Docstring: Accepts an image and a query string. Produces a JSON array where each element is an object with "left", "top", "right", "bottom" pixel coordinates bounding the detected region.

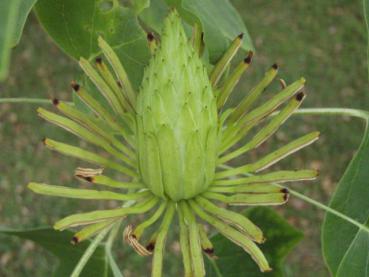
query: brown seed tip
[
  {"left": 237, "top": 33, "right": 244, "bottom": 39},
  {"left": 272, "top": 63, "right": 278, "bottom": 70},
  {"left": 95, "top": 57, "right": 102, "bottom": 64},
  {"left": 244, "top": 51, "right": 254, "bottom": 64},
  {"left": 283, "top": 189, "right": 290, "bottom": 201},
  {"left": 204, "top": 248, "right": 215, "bottom": 255},
  {"left": 76, "top": 175, "right": 94, "bottom": 182},
  {"left": 52, "top": 98, "right": 59, "bottom": 106},
  {"left": 147, "top": 32, "right": 155, "bottom": 42},
  {"left": 295, "top": 91, "right": 305, "bottom": 101},
  {"left": 41, "top": 138, "right": 47, "bottom": 145},
  {"left": 70, "top": 81, "right": 80, "bottom": 92},
  {"left": 281, "top": 188, "right": 289, "bottom": 194},
  {"left": 146, "top": 242, "right": 155, "bottom": 252},
  {"left": 71, "top": 236, "right": 79, "bottom": 245},
  {"left": 117, "top": 80, "right": 122, "bottom": 88}
]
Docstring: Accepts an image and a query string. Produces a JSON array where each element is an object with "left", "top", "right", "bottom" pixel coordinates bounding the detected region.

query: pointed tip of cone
[
  {"left": 165, "top": 8, "right": 180, "bottom": 25},
  {"left": 168, "top": 8, "right": 179, "bottom": 16}
]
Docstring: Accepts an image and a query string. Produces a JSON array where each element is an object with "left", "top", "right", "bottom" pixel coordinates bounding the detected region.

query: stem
[
  {"left": 106, "top": 221, "right": 121, "bottom": 249},
  {"left": 71, "top": 225, "right": 111, "bottom": 277},
  {"left": 105, "top": 221, "right": 123, "bottom": 277},
  {"left": 0, "top": 98, "right": 52, "bottom": 104},
  {"left": 286, "top": 188, "right": 369, "bottom": 233},
  {"left": 294, "top": 107, "right": 369, "bottom": 121},
  {"left": 103, "top": 201, "right": 135, "bottom": 277}
]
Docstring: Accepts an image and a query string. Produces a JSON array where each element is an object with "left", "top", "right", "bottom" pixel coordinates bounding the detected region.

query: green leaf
[
  {"left": 0, "top": 0, "right": 39, "bottom": 81},
  {"left": 206, "top": 207, "right": 303, "bottom": 277},
  {"left": 0, "top": 0, "right": 21, "bottom": 81},
  {"left": 140, "top": 0, "right": 253, "bottom": 63},
  {"left": 11, "top": 0, "right": 38, "bottom": 46},
  {"left": 336, "top": 229, "right": 369, "bottom": 276},
  {"left": 34, "top": 0, "right": 150, "bottom": 88},
  {"left": 322, "top": 119, "right": 369, "bottom": 275},
  {"left": 0, "top": 227, "right": 116, "bottom": 277},
  {"left": 165, "top": 0, "right": 254, "bottom": 62},
  {"left": 132, "top": 0, "right": 150, "bottom": 15},
  {"left": 139, "top": 0, "right": 169, "bottom": 32}
]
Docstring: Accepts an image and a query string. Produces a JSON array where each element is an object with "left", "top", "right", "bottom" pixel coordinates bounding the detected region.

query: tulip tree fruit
[{"left": 29, "top": 10, "right": 318, "bottom": 277}]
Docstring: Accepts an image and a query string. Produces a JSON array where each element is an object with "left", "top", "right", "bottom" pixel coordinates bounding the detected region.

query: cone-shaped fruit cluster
[{"left": 137, "top": 13, "right": 218, "bottom": 201}]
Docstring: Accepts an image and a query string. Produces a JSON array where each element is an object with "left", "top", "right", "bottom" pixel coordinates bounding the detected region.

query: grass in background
[{"left": 0, "top": 0, "right": 367, "bottom": 276}]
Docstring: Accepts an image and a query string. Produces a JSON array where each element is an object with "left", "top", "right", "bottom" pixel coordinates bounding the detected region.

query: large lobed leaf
[
  {"left": 206, "top": 207, "right": 303, "bottom": 277},
  {"left": 0, "top": 227, "right": 116, "bottom": 277},
  {"left": 34, "top": 0, "right": 150, "bottom": 89},
  {"left": 322, "top": 119, "right": 369, "bottom": 276}
]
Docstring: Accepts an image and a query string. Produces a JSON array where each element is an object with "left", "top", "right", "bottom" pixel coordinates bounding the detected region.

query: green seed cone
[
  {"left": 28, "top": 8, "right": 320, "bottom": 276},
  {"left": 136, "top": 12, "right": 218, "bottom": 201}
]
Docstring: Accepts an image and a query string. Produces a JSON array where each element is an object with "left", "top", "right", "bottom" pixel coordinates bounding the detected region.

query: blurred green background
[{"left": 0, "top": 0, "right": 368, "bottom": 276}]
